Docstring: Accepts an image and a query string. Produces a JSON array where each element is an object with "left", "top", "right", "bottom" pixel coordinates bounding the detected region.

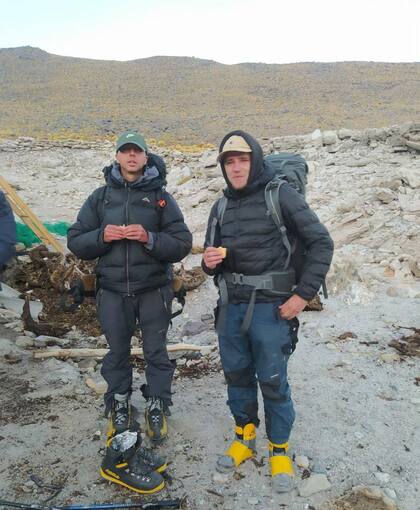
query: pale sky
[{"left": 1, "top": 0, "right": 419, "bottom": 64}]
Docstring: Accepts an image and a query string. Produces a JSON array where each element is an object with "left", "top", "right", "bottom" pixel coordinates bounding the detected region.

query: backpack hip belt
[
  {"left": 222, "top": 270, "right": 295, "bottom": 291},
  {"left": 216, "top": 269, "right": 296, "bottom": 334}
]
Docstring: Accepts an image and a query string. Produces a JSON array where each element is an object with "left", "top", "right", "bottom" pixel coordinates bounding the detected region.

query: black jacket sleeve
[
  {"left": 201, "top": 201, "right": 222, "bottom": 276},
  {"left": 0, "top": 191, "right": 16, "bottom": 267},
  {"left": 67, "top": 188, "right": 112, "bottom": 260},
  {"left": 145, "top": 192, "right": 192, "bottom": 263},
  {"left": 280, "top": 184, "right": 334, "bottom": 300}
]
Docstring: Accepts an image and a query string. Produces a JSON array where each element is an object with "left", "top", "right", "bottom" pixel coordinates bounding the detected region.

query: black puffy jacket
[
  {"left": 67, "top": 154, "right": 192, "bottom": 294},
  {"left": 203, "top": 130, "right": 334, "bottom": 302}
]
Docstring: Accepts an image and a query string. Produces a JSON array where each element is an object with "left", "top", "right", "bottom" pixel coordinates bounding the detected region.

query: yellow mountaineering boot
[
  {"left": 105, "top": 430, "right": 168, "bottom": 474},
  {"left": 269, "top": 441, "right": 295, "bottom": 493},
  {"left": 216, "top": 423, "right": 256, "bottom": 472},
  {"left": 100, "top": 431, "right": 165, "bottom": 494}
]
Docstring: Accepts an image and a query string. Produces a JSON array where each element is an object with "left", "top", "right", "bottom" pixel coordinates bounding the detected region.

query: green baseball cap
[{"left": 116, "top": 131, "right": 148, "bottom": 152}]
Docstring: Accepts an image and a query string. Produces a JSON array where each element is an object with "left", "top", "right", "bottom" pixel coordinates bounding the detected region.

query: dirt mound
[
  {"left": 12, "top": 246, "right": 100, "bottom": 336},
  {"left": 389, "top": 327, "right": 420, "bottom": 357}
]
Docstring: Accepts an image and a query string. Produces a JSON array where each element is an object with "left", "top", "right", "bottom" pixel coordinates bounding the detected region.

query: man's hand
[
  {"left": 203, "top": 247, "right": 224, "bottom": 269},
  {"left": 279, "top": 294, "right": 308, "bottom": 320},
  {"left": 103, "top": 224, "right": 126, "bottom": 243},
  {"left": 123, "top": 224, "right": 149, "bottom": 243}
]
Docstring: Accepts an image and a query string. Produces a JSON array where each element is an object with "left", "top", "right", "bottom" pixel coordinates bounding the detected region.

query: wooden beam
[
  {"left": 33, "top": 343, "right": 215, "bottom": 359},
  {"left": 0, "top": 175, "right": 65, "bottom": 253}
]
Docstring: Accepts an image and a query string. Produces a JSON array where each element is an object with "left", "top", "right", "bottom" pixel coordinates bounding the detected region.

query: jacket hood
[
  {"left": 102, "top": 152, "right": 167, "bottom": 191},
  {"left": 219, "top": 130, "right": 274, "bottom": 198}
]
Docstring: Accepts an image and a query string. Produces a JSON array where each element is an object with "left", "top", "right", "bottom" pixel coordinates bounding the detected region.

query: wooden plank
[
  {"left": 0, "top": 175, "right": 65, "bottom": 253},
  {"left": 33, "top": 343, "right": 215, "bottom": 359}
]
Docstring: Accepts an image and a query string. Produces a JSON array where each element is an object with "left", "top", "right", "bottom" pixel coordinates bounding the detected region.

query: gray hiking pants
[{"left": 97, "top": 285, "right": 174, "bottom": 410}]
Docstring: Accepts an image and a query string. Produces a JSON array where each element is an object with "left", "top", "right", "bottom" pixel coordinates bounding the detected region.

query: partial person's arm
[
  {"left": 201, "top": 201, "right": 224, "bottom": 276},
  {"left": 0, "top": 191, "right": 16, "bottom": 267},
  {"left": 144, "top": 193, "right": 192, "bottom": 262},
  {"left": 67, "top": 189, "right": 112, "bottom": 260}
]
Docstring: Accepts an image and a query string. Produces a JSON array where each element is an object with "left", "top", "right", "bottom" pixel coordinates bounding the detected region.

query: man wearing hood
[
  {"left": 202, "top": 131, "right": 333, "bottom": 492},
  {"left": 68, "top": 131, "right": 192, "bottom": 453}
]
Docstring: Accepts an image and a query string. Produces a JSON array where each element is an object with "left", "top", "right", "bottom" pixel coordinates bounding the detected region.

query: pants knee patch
[
  {"left": 260, "top": 376, "right": 287, "bottom": 401},
  {"left": 224, "top": 364, "right": 255, "bottom": 387}
]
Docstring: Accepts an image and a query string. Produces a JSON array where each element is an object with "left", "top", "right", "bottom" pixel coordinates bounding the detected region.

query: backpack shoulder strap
[
  {"left": 209, "top": 196, "right": 227, "bottom": 246},
  {"left": 98, "top": 185, "right": 110, "bottom": 221},
  {"left": 265, "top": 177, "right": 292, "bottom": 269}
]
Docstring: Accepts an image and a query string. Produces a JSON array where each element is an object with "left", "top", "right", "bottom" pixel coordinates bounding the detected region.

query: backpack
[{"left": 211, "top": 152, "right": 328, "bottom": 298}]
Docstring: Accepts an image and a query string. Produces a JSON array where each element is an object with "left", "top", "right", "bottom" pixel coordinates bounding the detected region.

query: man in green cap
[{"left": 68, "top": 131, "right": 192, "bottom": 492}]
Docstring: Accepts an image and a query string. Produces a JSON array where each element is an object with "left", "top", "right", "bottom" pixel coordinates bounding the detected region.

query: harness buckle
[{"left": 232, "top": 273, "right": 245, "bottom": 284}]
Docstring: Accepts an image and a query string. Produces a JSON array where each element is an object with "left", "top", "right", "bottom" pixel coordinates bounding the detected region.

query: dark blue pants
[{"left": 218, "top": 301, "right": 296, "bottom": 444}]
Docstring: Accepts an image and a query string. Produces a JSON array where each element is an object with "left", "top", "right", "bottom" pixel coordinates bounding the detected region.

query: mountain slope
[{"left": 0, "top": 46, "right": 419, "bottom": 142}]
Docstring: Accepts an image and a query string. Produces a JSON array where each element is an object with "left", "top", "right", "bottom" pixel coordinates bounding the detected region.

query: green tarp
[{"left": 16, "top": 222, "right": 69, "bottom": 247}]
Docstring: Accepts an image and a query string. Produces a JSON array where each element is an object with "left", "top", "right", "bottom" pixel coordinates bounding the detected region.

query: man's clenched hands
[
  {"left": 123, "top": 224, "right": 149, "bottom": 243},
  {"left": 103, "top": 224, "right": 149, "bottom": 244},
  {"left": 203, "top": 247, "right": 224, "bottom": 269},
  {"left": 103, "top": 225, "right": 126, "bottom": 242},
  {"left": 279, "top": 294, "right": 308, "bottom": 320}
]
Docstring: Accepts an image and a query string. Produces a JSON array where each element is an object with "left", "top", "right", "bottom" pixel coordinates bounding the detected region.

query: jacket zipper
[{"left": 125, "top": 184, "right": 130, "bottom": 295}]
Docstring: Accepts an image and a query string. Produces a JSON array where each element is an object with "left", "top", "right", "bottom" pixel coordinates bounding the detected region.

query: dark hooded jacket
[
  {"left": 67, "top": 153, "right": 192, "bottom": 294},
  {"left": 203, "top": 130, "right": 334, "bottom": 302},
  {"left": 0, "top": 190, "right": 16, "bottom": 268}
]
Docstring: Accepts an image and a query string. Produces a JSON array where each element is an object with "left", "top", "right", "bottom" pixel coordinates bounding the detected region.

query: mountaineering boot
[
  {"left": 105, "top": 430, "right": 168, "bottom": 473},
  {"left": 216, "top": 423, "right": 256, "bottom": 472},
  {"left": 107, "top": 392, "right": 132, "bottom": 439},
  {"left": 136, "top": 445, "right": 168, "bottom": 473},
  {"left": 132, "top": 431, "right": 168, "bottom": 473},
  {"left": 145, "top": 397, "right": 168, "bottom": 442},
  {"left": 269, "top": 441, "right": 295, "bottom": 493},
  {"left": 100, "top": 431, "right": 165, "bottom": 494}
]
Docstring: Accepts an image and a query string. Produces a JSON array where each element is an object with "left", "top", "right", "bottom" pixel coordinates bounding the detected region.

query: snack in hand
[{"left": 218, "top": 247, "right": 227, "bottom": 259}]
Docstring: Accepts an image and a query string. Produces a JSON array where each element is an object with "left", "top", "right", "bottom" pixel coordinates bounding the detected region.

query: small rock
[
  {"left": 212, "top": 470, "right": 232, "bottom": 484},
  {"left": 374, "top": 472, "right": 391, "bottom": 485},
  {"left": 376, "top": 189, "right": 395, "bottom": 204},
  {"left": 78, "top": 358, "right": 98, "bottom": 370},
  {"left": 181, "top": 320, "right": 208, "bottom": 337},
  {"left": 380, "top": 353, "right": 401, "bottom": 363},
  {"left": 383, "top": 488, "right": 397, "bottom": 499},
  {"left": 311, "top": 462, "right": 328, "bottom": 474},
  {"left": 0, "top": 309, "right": 20, "bottom": 324},
  {"left": 298, "top": 473, "right": 331, "bottom": 497},
  {"left": 34, "top": 335, "right": 67, "bottom": 348},
  {"left": 295, "top": 455, "right": 310, "bottom": 469},
  {"left": 247, "top": 497, "right": 259, "bottom": 505},
  {"left": 15, "top": 336, "right": 34, "bottom": 348},
  {"left": 323, "top": 130, "right": 338, "bottom": 145},
  {"left": 85, "top": 374, "right": 107, "bottom": 395},
  {"left": 201, "top": 313, "right": 214, "bottom": 324}
]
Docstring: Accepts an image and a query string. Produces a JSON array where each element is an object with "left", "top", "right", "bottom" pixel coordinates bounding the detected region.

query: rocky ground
[{"left": 0, "top": 124, "right": 419, "bottom": 510}]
